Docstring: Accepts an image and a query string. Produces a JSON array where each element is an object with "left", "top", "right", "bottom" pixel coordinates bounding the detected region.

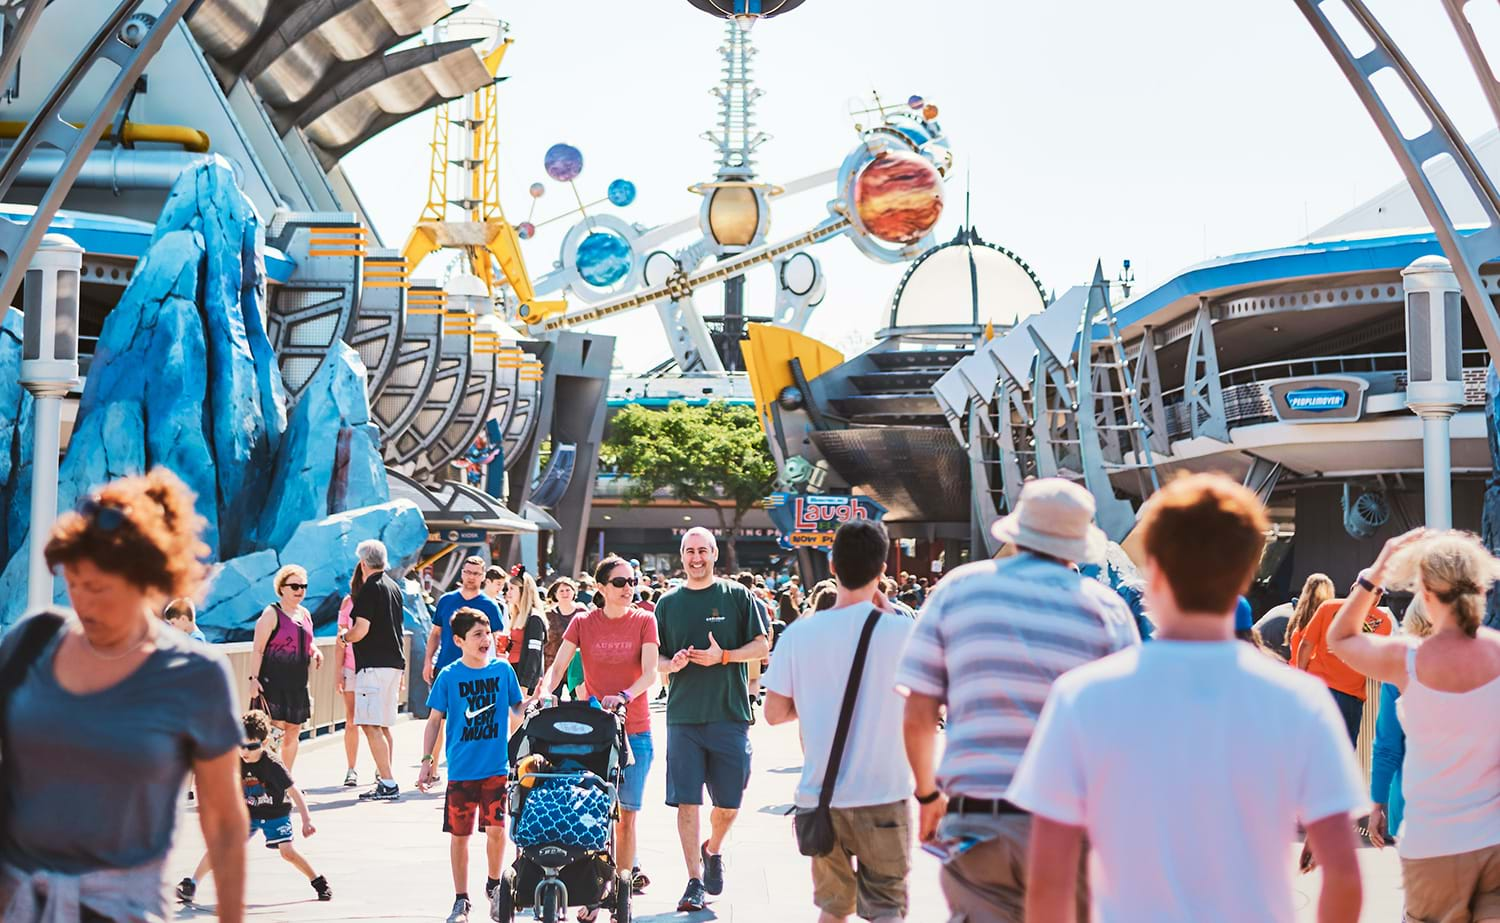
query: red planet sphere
[{"left": 853, "top": 150, "right": 943, "bottom": 245}]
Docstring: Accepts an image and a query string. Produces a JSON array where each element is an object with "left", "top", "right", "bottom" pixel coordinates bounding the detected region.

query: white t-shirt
[
  {"left": 1007, "top": 640, "right": 1363, "bottom": 923},
  {"left": 762, "top": 603, "right": 916, "bottom": 809}
]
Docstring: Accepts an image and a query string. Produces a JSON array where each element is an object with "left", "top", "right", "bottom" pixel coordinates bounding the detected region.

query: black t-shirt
[
  {"left": 241, "top": 753, "right": 294, "bottom": 820},
  {"left": 352, "top": 571, "right": 406, "bottom": 670}
]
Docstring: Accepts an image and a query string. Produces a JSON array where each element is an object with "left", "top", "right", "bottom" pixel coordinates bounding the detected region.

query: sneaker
[
  {"left": 446, "top": 896, "right": 471, "bottom": 923},
  {"left": 676, "top": 878, "right": 707, "bottom": 912},
  {"left": 631, "top": 867, "right": 649, "bottom": 894},
  {"left": 175, "top": 878, "right": 196, "bottom": 903},
  {"left": 311, "top": 875, "right": 332, "bottom": 901},
  {"left": 342, "top": 768, "right": 357, "bottom": 787},
  {"left": 700, "top": 842, "right": 724, "bottom": 895},
  {"left": 358, "top": 781, "right": 400, "bottom": 801}
]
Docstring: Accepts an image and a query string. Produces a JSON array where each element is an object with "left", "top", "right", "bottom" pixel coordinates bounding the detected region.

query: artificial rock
[
  {"left": 0, "top": 310, "right": 34, "bottom": 563},
  {"left": 253, "top": 341, "right": 387, "bottom": 550}
]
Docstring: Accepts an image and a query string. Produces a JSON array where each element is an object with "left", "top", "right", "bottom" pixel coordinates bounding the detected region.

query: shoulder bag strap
[
  {"left": 0, "top": 611, "right": 67, "bottom": 761},
  {"left": 816, "top": 608, "right": 883, "bottom": 812}
]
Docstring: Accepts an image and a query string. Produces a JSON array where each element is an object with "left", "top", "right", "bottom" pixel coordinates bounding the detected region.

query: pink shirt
[
  {"left": 337, "top": 596, "right": 356, "bottom": 672},
  {"left": 562, "top": 607, "right": 660, "bottom": 735}
]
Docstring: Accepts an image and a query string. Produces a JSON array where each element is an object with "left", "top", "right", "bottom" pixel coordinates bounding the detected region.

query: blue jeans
[{"left": 619, "top": 731, "right": 654, "bottom": 812}]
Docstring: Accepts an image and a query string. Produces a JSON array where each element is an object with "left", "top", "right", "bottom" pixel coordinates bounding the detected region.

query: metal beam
[
  {"left": 1293, "top": 0, "right": 1500, "bottom": 363},
  {"left": 0, "top": 0, "right": 194, "bottom": 311},
  {"left": 1182, "top": 299, "right": 1230, "bottom": 442}
]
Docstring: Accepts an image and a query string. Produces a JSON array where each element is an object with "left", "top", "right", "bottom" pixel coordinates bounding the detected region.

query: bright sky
[{"left": 342, "top": 0, "right": 1491, "bottom": 371}]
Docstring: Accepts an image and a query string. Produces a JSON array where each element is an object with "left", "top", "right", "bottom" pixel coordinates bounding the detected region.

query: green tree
[{"left": 602, "top": 400, "right": 777, "bottom": 572}]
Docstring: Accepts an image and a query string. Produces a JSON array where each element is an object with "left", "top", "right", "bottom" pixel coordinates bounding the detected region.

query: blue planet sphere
[
  {"left": 607, "top": 178, "right": 637, "bottom": 207},
  {"left": 544, "top": 143, "right": 583, "bottom": 182},
  {"left": 576, "top": 231, "right": 632, "bottom": 288}
]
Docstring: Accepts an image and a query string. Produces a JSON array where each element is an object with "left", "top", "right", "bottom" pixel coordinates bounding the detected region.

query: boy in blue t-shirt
[{"left": 419, "top": 607, "right": 524, "bottom": 923}]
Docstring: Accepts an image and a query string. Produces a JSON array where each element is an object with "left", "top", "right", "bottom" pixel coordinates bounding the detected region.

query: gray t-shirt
[{"left": 1, "top": 613, "right": 241, "bottom": 874}]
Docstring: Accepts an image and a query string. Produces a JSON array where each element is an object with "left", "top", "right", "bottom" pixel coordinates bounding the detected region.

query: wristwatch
[
  {"left": 620, "top": 690, "right": 633, "bottom": 703},
  {"left": 915, "top": 790, "right": 942, "bottom": 805}
]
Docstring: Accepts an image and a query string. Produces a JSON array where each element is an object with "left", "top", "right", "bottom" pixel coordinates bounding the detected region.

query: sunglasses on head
[
  {"left": 240, "top": 741, "right": 263, "bottom": 751},
  {"left": 606, "top": 576, "right": 638, "bottom": 589},
  {"left": 283, "top": 583, "right": 307, "bottom": 592},
  {"left": 78, "top": 496, "right": 129, "bottom": 532}
]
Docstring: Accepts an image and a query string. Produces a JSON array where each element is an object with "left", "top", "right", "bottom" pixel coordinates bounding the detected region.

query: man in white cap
[{"left": 895, "top": 478, "right": 1140, "bottom": 922}]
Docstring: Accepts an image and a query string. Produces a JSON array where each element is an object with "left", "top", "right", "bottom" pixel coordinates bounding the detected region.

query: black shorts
[{"left": 665, "top": 722, "right": 752, "bottom": 809}]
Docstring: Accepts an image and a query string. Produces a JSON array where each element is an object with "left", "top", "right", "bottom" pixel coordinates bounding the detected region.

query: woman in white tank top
[{"left": 1326, "top": 528, "right": 1500, "bottom": 923}]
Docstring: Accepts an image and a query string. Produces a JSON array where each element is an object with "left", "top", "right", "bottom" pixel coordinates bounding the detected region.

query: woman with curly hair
[
  {"left": 1327, "top": 528, "right": 1500, "bottom": 923},
  {"left": 0, "top": 469, "right": 246, "bottom": 922}
]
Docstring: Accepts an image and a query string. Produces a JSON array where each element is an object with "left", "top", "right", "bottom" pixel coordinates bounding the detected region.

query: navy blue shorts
[{"left": 665, "top": 722, "right": 752, "bottom": 809}]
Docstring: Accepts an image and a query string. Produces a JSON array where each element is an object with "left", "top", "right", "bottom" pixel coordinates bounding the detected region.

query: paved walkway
[{"left": 166, "top": 704, "right": 1406, "bottom": 921}]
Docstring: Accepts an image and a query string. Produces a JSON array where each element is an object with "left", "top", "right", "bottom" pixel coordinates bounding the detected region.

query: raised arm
[{"left": 1327, "top": 529, "right": 1426, "bottom": 687}]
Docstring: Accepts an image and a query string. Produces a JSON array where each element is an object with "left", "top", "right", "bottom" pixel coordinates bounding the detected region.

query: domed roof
[{"left": 889, "top": 228, "right": 1046, "bottom": 330}]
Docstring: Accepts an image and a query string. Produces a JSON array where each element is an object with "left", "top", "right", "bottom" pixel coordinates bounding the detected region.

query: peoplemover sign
[
  {"left": 1284, "top": 387, "right": 1348, "bottom": 412},
  {"left": 1266, "top": 376, "right": 1368, "bottom": 423}
]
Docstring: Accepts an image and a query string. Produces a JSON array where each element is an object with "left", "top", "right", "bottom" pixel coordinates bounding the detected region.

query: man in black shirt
[{"left": 342, "top": 539, "right": 408, "bottom": 801}]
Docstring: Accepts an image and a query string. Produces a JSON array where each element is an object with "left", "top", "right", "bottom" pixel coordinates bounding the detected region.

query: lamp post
[
  {"left": 1402, "top": 255, "right": 1465, "bottom": 529},
  {"left": 19, "top": 233, "right": 82, "bottom": 609}
]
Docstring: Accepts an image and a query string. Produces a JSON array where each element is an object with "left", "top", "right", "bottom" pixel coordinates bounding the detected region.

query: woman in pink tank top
[
  {"left": 1327, "top": 528, "right": 1500, "bottom": 923},
  {"left": 248, "top": 564, "right": 323, "bottom": 769}
]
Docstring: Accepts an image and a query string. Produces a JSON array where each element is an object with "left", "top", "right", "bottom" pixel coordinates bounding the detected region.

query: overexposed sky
[{"left": 342, "top": 1, "right": 1489, "bottom": 370}]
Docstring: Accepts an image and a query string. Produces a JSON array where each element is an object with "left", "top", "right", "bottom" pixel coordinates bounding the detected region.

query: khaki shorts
[
  {"left": 1402, "top": 842, "right": 1500, "bottom": 922},
  {"left": 937, "top": 812, "right": 1088, "bottom": 923},
  {"left": 353, "top": 667, "right": 402, "bottom": 727},
  {"left": 810, "top": 800, "right": 911, "bottom": 920}
]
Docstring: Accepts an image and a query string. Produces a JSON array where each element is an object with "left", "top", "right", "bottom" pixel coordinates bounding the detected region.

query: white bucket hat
[{"left": 990, "top": 478, "right": 1108, "bottom": 564}]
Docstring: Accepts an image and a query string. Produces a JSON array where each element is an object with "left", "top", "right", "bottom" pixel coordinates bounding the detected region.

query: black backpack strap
[
  {"left": 816, "top": 607, "right": 882, "bottom": 812},
  {"left": 0, "top": 611, "right": 67, "bottom": 773}
]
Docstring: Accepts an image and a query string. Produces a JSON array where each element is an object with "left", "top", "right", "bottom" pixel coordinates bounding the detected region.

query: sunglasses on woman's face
[
  {"left": 240, "top": 741, "right": 263, "bottom": 751},
  {"left": 605, "top": 576, "right": 638, "bottom": 589},
  {"left": 283, "top": 583, "right": 307, "bottom": 592}
]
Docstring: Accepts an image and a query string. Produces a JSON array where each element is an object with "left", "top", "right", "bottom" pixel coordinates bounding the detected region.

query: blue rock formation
[
  {"left": 0, "top": 310, "right": 34, "bottom": 563},
  {"left": 253, "top": 342, "right": 388, "bottom": 550},
  {"left": 198, "top": 500, "right": 427, "bottom": 641},
  {"left": 401, "top": 576, "right": 435, "bottom": 715}
]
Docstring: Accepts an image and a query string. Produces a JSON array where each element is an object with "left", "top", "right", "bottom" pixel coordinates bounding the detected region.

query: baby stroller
[{"left": 492, "top": 700, "right": 632, "bottom": 923}]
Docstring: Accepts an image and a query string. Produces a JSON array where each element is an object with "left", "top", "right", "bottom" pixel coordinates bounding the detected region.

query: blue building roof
[
  {"left": 1104, "top": 229, "right": 1453, "bottom": 336},
  {"left": 1, "top": 206, "right": 297, "bottom": 282}
]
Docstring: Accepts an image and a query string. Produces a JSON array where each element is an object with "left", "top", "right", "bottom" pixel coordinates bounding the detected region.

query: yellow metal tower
[{"left": 401, "top": 38, "right": 566, "bottom": 322}]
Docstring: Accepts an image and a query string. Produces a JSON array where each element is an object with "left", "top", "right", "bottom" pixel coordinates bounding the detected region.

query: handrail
[
  {"left": 1159, "top": 348, "right": 1491, "bottom": 403},
  {"left": 0, "top": 119, "right": 211, "bottom": 153}
]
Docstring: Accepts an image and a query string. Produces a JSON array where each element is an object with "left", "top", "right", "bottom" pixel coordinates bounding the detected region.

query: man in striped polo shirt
[{"left": 896, "top": 479, "right": 1139, "bottom": 922}]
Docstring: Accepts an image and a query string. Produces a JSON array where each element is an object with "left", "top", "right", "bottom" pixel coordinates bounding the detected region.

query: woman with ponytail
[{"left": 1327, "top": 528, "right": 1500, "bottom": 923}]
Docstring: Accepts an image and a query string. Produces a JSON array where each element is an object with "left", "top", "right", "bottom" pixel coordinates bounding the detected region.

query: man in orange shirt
[{"left": 1291, "top": 595, "right": 1392, "bottom": 745}]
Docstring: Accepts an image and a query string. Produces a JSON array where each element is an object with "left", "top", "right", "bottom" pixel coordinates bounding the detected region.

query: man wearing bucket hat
[{"left": 896, "top": 478, "right": 1140, "bottom": 922}]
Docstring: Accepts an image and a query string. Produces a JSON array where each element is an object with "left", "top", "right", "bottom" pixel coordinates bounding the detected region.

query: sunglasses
[
  {"left": 240, "top": 741, "right": 263, "bottom": 751},
  {"left": 78, "top": 496, "right": 129, "bottom": 532},
  {"left": 605, "top": 576, "right": 639, "bottom": 589},
  {"left": 283, "top": 583, "right": 308, "bottom": 592}
]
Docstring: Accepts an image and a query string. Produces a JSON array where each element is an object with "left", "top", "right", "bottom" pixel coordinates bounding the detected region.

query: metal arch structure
[
  {"left": 1181, "top": 298, "right": 1230, "bottom": 442},
  {"left": 885, "top": 226, "right": 1047, "bottom": 329},
  {"left": 1293, "top": 0, "right": 1500, "bottom": 364},
  {"left": 0, "top": 0, "right": 194, "bottom": 312},
  {"left": 385, "top": 302, "right": 474, "bottom": 468},
  {"left": 351, "top": 250, "right": 409, "bottom": 401},
  {"left": 413, "top": 346, "right": 498, "bottom": 480},
  {"left": 0, "top": 0, "right": 49, "bottom": 96},
  {"left": 264, "top": 216, "right": 365, "bottom": 402},
  {"left": 372, "top": 284, "right": 444, "bottom": 448}
]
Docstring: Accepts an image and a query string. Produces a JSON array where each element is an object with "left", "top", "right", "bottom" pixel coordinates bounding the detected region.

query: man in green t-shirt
[{"left": 655, "top": 527, "right": 769, "bottom": 913}]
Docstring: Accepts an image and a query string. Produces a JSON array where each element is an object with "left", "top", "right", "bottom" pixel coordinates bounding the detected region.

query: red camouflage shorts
[{"left": 443, "top": 774, "right": 508, "bottom": 835}]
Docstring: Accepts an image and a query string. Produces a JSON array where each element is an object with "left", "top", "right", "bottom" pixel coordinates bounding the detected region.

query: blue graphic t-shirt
[
  {"left": 433, "top": 591, "right": 505, "bottom": 670},
  {"left": 427, "top": 659, "right": 523, "bottom": 782}
]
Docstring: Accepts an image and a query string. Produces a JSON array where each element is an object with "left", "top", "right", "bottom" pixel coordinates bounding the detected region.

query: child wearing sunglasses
[{"left": 177, "top": 710, "right": 331, "bottom": 905}]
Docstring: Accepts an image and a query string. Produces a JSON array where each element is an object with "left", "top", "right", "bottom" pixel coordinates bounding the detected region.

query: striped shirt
[{"left": 894, "top": 553, "right": 1140, "bottom": 798}]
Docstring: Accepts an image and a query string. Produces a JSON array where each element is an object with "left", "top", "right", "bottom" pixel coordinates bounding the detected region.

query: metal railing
[{"left": 218, "top": 633, "right": 413, "bottom": 739}]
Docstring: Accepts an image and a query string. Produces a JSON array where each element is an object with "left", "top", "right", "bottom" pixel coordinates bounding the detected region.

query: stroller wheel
[
  {"left": 489, "top": 870, "right": 515, "bottom": 922},
  {"left": 614, "top": 873, "right": 632, "bottom": 923},
  {"left": 540, "top": 886, "right": 561, "bottom": 923}
]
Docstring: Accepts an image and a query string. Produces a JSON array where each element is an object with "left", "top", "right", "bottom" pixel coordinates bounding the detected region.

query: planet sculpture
[
  {"left": 923, "top": 103, "right": 939, "bottom": 120},
  {"left": 516, "top": 221, "right": 536, "bottom": 240},
  {"left": 607, "top": 178, "right": 637, "bottom": 207},
  {"left": 529, "top": 182, "right": 546, "bottom": 198},
  {"left": 852, "top": 150, "right": 943, "bottom": 245},
  {"left": 907, "top": 95, "right": 923, "bottom": 109},
  {"left": 544, "top": 143, "right": 583, "bottom": 182},
  {"left": 575, "top": 230, "right": 632, "bottom": 287}
]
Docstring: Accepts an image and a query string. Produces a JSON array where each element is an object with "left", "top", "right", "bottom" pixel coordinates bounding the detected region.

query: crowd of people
[{"left": 1, "top": 465, "right": 1499, "bottom": 922}]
